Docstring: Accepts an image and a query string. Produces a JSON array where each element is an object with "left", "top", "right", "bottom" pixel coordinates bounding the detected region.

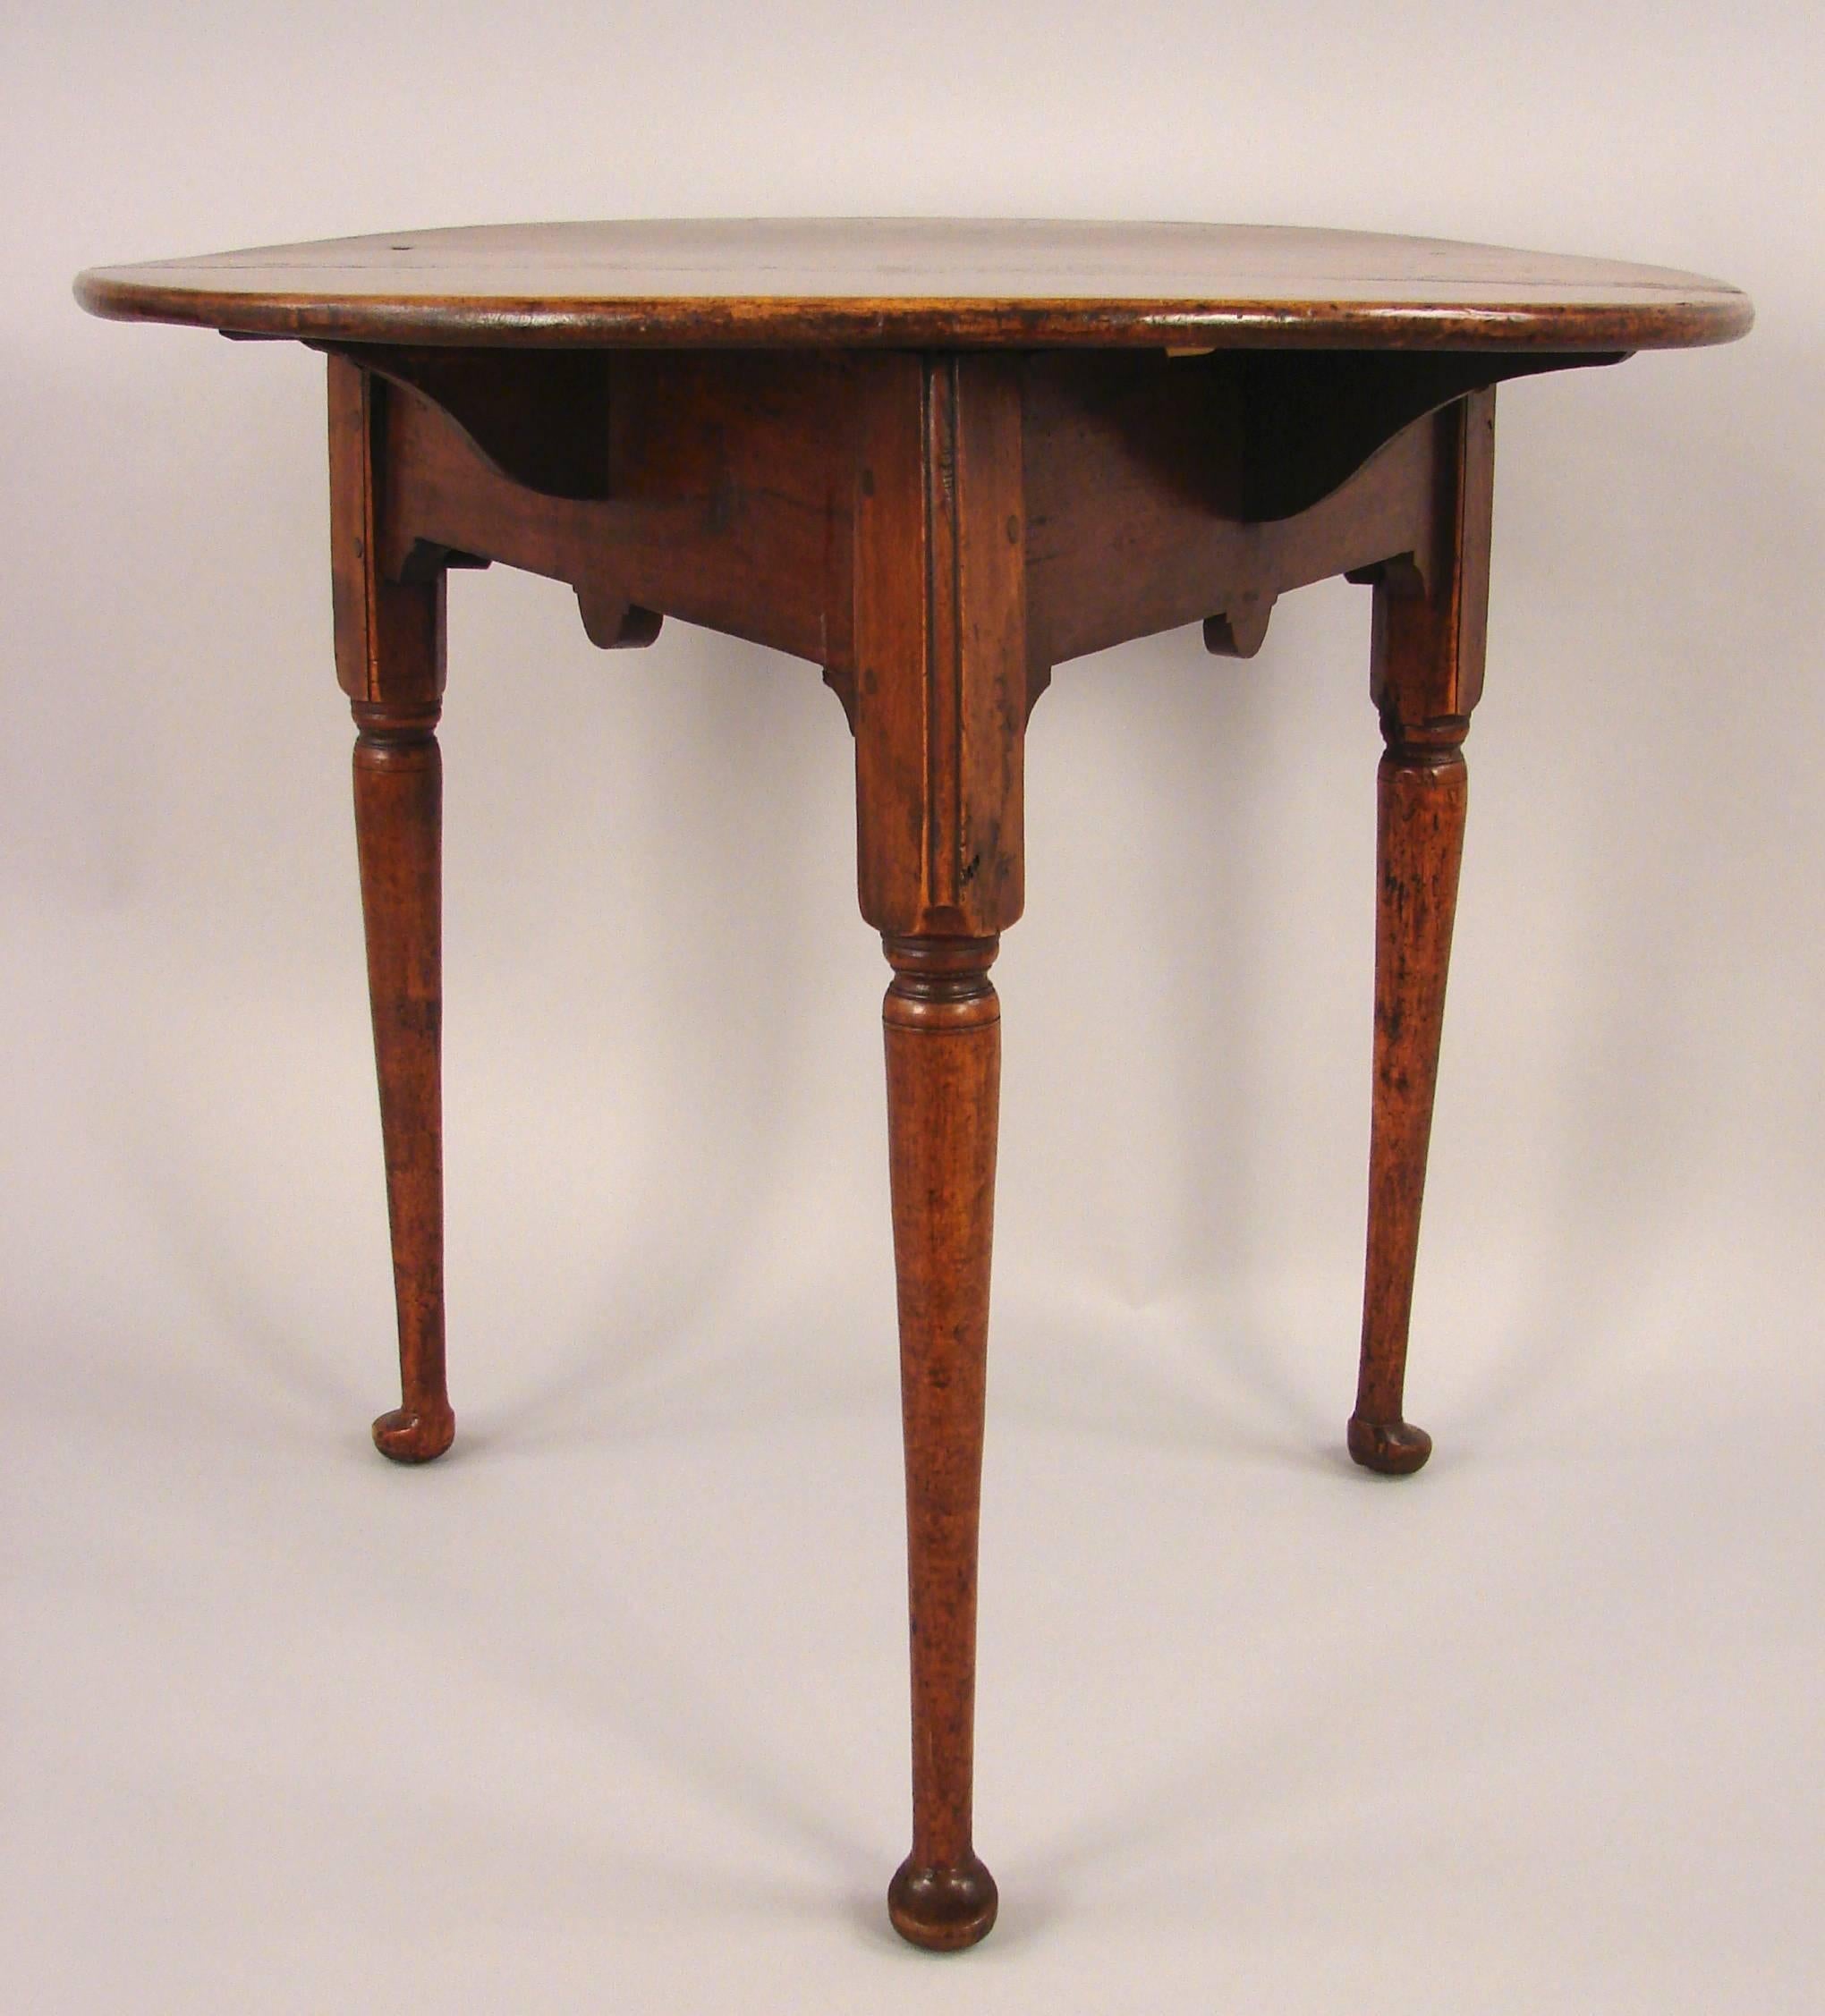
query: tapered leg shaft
[
  {"left": 882, "top": 934, "right": 1001, "bottom": 1952},
  {"left": 1350, "top": 723, "right": 1467, "bottom": 1474},
  {"left": 352, "top": 700, "right": 453, "bottom": 1463}
]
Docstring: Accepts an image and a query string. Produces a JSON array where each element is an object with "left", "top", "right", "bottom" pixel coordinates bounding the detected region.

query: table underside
[{"left": 329, "top": 338, "right": 1577, "bottom": 949}]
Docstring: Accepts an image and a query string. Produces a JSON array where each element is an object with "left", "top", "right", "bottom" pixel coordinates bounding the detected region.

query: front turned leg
[
  {"left": 850, "top": 353, "right": 1025, "bottom": 1942},
  {"left": 883, "top": 935, "right": 1002, "bottom": 1952},
  {"left": 1350, "top": 718, "right": 1467, "bottom": 1475},
  {"left": 352, "top": 699, "right": 453, "bottom": 1463}
]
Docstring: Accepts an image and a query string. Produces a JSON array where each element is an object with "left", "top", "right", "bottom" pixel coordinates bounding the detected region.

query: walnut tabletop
[
  {"left": 73, "top": 217, "right": 1751, "bottom": 1955},
  {"left": 74, "top": 216, "right": 1750, "bottom": 350}
]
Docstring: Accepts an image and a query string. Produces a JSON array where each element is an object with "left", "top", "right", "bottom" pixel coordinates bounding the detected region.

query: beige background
[{"left": 4, "top": 4, "right": 1821, "bottom": 2010}]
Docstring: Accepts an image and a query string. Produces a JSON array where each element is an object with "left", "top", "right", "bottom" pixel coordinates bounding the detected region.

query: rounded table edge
[{"left": 72, "top": 269, "right": 1756, "bottom": 352}]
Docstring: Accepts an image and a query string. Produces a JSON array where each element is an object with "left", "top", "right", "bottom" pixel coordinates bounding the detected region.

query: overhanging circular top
[{"left": 75, "top": 218, "right": 1753, "bottom": 352}]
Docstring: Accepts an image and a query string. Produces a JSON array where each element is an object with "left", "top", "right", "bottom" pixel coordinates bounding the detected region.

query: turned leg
[
  {"left": 848, "top": 353, "right": 1024, "bottom": 1944},
  {"left": 352, "top": 699, "right": 453, "bottom": 1462},
  {"left": 1349, "top": 718, "right": 1466, "bottom": 1474},
  {"left": 328, "top": 354, "right": 454, "bottom": 1462},
  {"left": 883, "top": 935, "right": 1001, "bottom": 1952},
  {"left": 1348, "top": 390, "right": 1494, "bottom": 1475}
]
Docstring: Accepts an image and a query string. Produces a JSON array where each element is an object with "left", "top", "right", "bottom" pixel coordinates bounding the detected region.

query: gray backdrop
[{"left": 4, "top": 4, "right": 1820, "bottom": 2010}]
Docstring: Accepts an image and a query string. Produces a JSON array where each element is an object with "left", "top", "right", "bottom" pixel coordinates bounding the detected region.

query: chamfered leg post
[
  {"left": 1348, "top": 389, "right": 1495, "bottom": 1476},
  {"left": 328, "top": 354, "right": 454, "bottom": 1463},
  {"left": 850, "top": 353, "right": 1027, "bottom": 1947}
]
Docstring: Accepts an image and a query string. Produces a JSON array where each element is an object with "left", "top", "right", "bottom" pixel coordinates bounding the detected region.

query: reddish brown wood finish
[
  {"left": 325, "top": 344, "right": 1571, "bottom": 1913},
  {"left": 352, "top": 343, "right": 1536, "bottom": 723},
  {"left": 75, "top": 229, "right": 1751, "bottom": 1950},
  {"left": 882, "top": 935, "right": 1002, "bottom": 1951},
  {"left": 853, "top": 355, "right": 1027, "bottom": 938},
  {"left": 73, "top": 218, "right": 1753, "bottom": 352},
  {"left": 1348, "top": 391, "right": 1495, "bottom": 1475},
  {"left": 330, "top": 357, "right": 454, "bottom": 1462},
  {"left": 352, "top": 708, "right": 452, "bottom": 1464},
  {"left": 1353, "top": 734, "right": 1465, "bottom": 1475},
  {"left": 1022, "top": 350, "right": 1459, "bottom": 702},
  {"left": 318, "top": 347, "right": 1581, "bottom": 1906},
  {"left": 849, "top": 357, "right": 1028, "bottom": 1945}
]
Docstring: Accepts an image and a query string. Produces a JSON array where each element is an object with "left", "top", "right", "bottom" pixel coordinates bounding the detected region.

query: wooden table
[{"left": 75, "top": 219, "right": 1752, "bottom": 1951}]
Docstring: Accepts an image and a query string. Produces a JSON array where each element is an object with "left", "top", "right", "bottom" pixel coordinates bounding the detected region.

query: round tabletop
[{"left": 74, "top": 218, "right": 1752, "bottom": 353}]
